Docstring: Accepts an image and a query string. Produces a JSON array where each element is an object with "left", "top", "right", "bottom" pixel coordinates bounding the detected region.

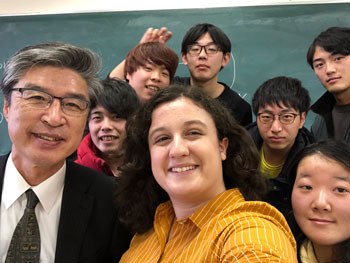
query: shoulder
[
  {"left": 220, "top": 200, "right": 297, "bottom": 262},
  {"left": 218, "top": 83, "right": 250, "bottom": 108},
  {"left": 66, "top": 160, "right": 116, "bottom": 192},
  {"left": 311, "top": 114, "right": 329, "bottom": 140}
]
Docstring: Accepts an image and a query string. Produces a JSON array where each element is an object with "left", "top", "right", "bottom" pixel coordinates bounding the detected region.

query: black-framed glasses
[
  {"left": 12, "top": 88, "right": 90, "bottom": 116},
  {"left": 257, "top": 112, "right": 299, "bottom": 125},
  {"left": 187, "top": 43, "right": 221, "bottom": 56}
]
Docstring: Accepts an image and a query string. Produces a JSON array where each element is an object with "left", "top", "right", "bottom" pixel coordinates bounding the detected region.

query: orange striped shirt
[{"left": 120, "top": 188, "right": 297, "bottom": 263}]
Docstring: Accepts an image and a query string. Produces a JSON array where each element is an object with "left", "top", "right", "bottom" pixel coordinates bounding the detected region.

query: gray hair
[{"left": 1, "top": 42, "right": 102, "bottom": 105}]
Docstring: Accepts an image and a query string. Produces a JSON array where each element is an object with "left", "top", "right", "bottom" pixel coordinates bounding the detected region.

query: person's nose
[
  {"left": 41, "top": 99, "right": 66, "bottom": 127},
  {"left": 311, "top": 189, "right": 331, "bottom": 212},
  {"left": 325, "top": 61, "right": 336, "bottom": 75},
  {"left": 101, "top": 118, "right": 113, "bottom": 132},
  {"left": 150, "top": 70, "right": 161, "bottom": 82},
  {"left": 169, "top": 135, "right": 189, "bottom": 158},
  {"left": 270, "top": 117, "right": 282, "bottom": 133}
]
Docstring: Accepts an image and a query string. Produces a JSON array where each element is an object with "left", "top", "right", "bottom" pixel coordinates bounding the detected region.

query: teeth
[
  {"left": 147, "top": 86, "right": 159, "bottom": 91},
  {"left": 38, "top": 134, "right": 60, "bottom": 141},
  {"left": 100, "top": 136, "right": 117, "bottom": 141},
  {"left": 171, "top": 166, "right": 195, "bottom": 172}
]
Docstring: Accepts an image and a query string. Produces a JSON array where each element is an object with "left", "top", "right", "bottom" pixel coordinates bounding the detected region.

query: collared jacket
[
  {"left": 75, "top": 133, "right": 114, "bottom": 177},
  {"left": 247, "top": 122, "right": 315, "bottom": 216},
  {"left": 311, "top": 91, "right": 350, "bottom": 145}
]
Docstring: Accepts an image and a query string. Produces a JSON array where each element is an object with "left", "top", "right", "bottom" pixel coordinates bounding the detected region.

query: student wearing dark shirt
[
  {"left": 110, "top": 25, "right": 252, "bottom": 126},
  {"left": 307, "top": 27, "right": 350, "bottom": 145}
]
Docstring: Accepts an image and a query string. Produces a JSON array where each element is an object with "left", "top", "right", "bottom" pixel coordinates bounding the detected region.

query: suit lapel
[
  {"left": 55, "top": 161, "right": 94, "bottom": 263},
  {"left": 0, "top": 154, "right": 10, "bottom": 205}
]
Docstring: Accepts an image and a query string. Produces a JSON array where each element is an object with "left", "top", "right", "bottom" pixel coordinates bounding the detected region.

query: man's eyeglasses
[
  {"left": 257, "top": 112, "right": 299, "bottom": 125},
  {"left": 11, "top": 88, "right": 90, "bottom": 116},
  {"left": 187, "top": 44, "right": 221, "bottom": 56}
]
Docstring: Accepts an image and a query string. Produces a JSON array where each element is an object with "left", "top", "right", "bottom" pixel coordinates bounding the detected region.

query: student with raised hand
[
  {"left": 0, "top": 42, "right": 130, "bottom": 262},
  {"left": 109, "top": 28, "right": 178, "bottom": 103},
  {"left": 286, "top": 140, "right": 350, "bottom": 263},
  {"left": 75, "top": 78, "right": 140, "bottom": 176},
  {"left": 247, "top": 76, "right": 314, "bottom": 215},
  {"left": 116, "top": 85, "right": 297, "bottom": 262},
  {"left": 307, "top": 27, "right": 350, "bottom": 145},
  {"left": 110, "top": 25, "right": 252, "bottom": 126}
]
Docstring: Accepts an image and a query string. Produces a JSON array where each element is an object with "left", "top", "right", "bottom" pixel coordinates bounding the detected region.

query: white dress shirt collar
[{"left": 2, "top": 153, "right": 66, "bottom": 212}]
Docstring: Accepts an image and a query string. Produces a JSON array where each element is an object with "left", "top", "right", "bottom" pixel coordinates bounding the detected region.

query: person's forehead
[
  {"left": 16, "top": 65, "right": 90, "bottom": 98},
  {"left": 259, "top": 103, "right": 296, "bottom": 112}
]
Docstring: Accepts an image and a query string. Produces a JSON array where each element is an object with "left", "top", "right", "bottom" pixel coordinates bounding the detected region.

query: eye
[
  {"left": 91, "top": 115, "right": 101, "bottom": 121},
  {"left": 162, "top": 71, "right": 169, "bottom": 78},
  {"left": 299, "top": 185, "right": 312, "bottom": 190},
  {"left": 112, "top": 115, "right": 122, "bottom": 121},
  {"left": 314, "top": 62, "right": 324, "bottom": 69},
  {"left": 334, "top": 56, "right": 345, "bottom": 62},
  {"left": 334, "top": 187, "right": 349, "bottom": 193},
  {"left": 281, "top": 114, "right": 294, "bottom": 120},
  {"left": 154, "top": 136, "right": 170, "bottom": 144},
  {"left": 190, "top": 46, "right": 200, "bottom": 52},
  {"left": 143, "top": 66, "right": 152, "bottom": 72}
]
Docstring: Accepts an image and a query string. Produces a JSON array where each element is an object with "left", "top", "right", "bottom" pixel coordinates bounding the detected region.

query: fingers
[{"left": 139, "top": 27, "right": 172, "bottom": 44}]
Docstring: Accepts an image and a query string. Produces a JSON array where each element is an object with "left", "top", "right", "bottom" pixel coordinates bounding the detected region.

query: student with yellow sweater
[{"left": 116, "top": 85, "right": 297, "bottom": 262}]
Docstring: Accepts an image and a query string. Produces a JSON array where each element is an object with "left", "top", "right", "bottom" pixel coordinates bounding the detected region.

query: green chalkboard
[{"left": 1, "top": 3, "right": 350, "bottom": 154}]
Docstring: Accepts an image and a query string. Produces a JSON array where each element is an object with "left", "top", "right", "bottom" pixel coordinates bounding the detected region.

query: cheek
[{"left": 291, "top": 191, "right": 307, "bottom": 218}]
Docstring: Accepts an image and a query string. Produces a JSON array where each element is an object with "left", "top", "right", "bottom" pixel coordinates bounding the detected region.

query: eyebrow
[
  {"left": 259, "top": 108, "right": 296, "bottom": 114},
  {"left": 334, "top": 176, "right": 350, "bottom": 182},
  {"left": 149, "top": 119, "right": 207, "bottom": 138},
  {"left": 22, "top": 83, "right": 89, "bottom": 101},
  {"left": 312, "top": 58, "right": 324, "bottom": 64},
  {"left": 296, "top": 173, "right": 350, "bottom": 183}
]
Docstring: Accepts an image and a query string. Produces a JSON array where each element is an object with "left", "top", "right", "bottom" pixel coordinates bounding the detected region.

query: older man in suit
[{"left": 0, "top": 42, "right": 130, "bottom": 263}]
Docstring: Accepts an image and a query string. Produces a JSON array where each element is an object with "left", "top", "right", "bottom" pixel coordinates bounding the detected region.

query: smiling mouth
[
  {"left": 100, "top": 136, "right": 118, "bottom": 141},
  {"left": 170, "top": 165, "right": 196, "bottom": 173},
  {"left": 146, "top": 86, "right": 160, "bottom": 92},
  {"left": 36, "top": 134, "right": 62, "bottom": 141}
]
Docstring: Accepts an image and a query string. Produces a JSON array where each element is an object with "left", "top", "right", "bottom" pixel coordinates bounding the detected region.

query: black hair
[
  {"left": 252, "top": 76, "right": 310, "bottom": 115},
  {"left": 181, "top": 23, "right": 231, "bottom": 55},
  {"left": 90, "top": 78, "right": 140, "bottom": 120},
  {"left": 307, "top": 27, "right": 350, "bottom": 69},
  {"left": 285, "top": 140, "right": 350, "bottom": 262}
]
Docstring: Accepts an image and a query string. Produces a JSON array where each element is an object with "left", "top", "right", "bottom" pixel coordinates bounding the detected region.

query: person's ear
[
  {"left": 299, "top": 112, "right": 306, "bottom": 128},
  {"left": 221, "top": 52, "right": 231, "bottom": 68},
  {"left": 219, "top": 137, "right": 229, "bottom": 161},
  {"left": 3, "top": 98, "right": 9, "bottom": 122},
  {"left": 181, "top": 52, "right": 188, "bottom": 66}
]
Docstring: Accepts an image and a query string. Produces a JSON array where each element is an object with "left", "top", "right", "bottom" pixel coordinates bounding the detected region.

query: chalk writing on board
[
  {"left": 0, "top": 112, "right": 3, "bottom": 124},
  {"left": 0, "top": 61, "right": 5, "bottom": 70}
]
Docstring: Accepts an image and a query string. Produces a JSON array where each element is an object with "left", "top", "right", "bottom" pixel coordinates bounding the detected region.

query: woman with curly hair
[
  {"left": 116, "top": 85, "right": 296, "bottom": 262},
  {"left": 286, "top": 140, "right": 350, "bottom": 263}
]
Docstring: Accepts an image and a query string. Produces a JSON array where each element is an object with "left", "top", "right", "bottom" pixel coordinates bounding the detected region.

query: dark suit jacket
[{"left": 0, "top": 154, "right": 131, "bottom": 263}]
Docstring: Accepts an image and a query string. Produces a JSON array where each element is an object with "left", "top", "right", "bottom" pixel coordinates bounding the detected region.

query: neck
[
  {"left": 11, "top": 155, "right": 63, "bottom": 186},
  {"left": 190, "top": 76, "right": 224, "bottom": 99},
  {"left": 102, "top": 153, "right": 123, "bottom": 177},
  {"left": 262, "top": 143, "right": 291, "bottom": 166},
  {"left": 170, "top": 188, "right": 225, "bottom": 220},
  {"left": 312, "top": 242, "right": 333, "bottom": 263},
  {"left": 333, "top": 88, "right": 350, "bottom": 105}
]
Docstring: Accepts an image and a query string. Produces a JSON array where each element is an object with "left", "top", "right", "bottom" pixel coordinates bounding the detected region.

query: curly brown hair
[{"left": 115, "top": 85, "right": 267, "bottom": 234}]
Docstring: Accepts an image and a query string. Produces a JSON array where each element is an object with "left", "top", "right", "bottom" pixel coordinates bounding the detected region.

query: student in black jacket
[{"left": 247, "top": 76, "right": 315, "bottom": 215}]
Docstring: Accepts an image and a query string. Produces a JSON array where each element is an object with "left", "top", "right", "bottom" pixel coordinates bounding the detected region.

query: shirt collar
[
  {"left": 156, "top": 189, "right": 244, "bottom": 230},
  {"left": 3, "top": 153, "right": 66, "bottom": 212}
]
